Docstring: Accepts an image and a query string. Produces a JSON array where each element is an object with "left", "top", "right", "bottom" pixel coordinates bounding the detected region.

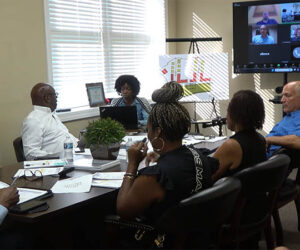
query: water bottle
[
  {"left": 125, "top": 138, "right": 134, "bottom": 150},
  {"left": 64, "top": 135, "right": 73, "bottom": 162},
  {"left": 125, "top": 138, "right": 134, "bottom": 162}
]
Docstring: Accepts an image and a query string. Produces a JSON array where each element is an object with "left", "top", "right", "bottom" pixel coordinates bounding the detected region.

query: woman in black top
[
  {"left": 212, "top": 90, "right": 266, "bottom": 182},
  {"left": 116, "top": 81, "right": 218, "bottom": 220}
]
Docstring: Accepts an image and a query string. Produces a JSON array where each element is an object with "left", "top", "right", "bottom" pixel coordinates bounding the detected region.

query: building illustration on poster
[{"left": 159, "top": 53, "right": 229, "bottom": 101}]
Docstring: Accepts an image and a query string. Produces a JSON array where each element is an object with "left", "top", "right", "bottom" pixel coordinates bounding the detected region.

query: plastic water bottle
[
  {"left": 125, "top": 138, "right": 134, "bottom": 151},
  {"left": 64, "top": 135, "right": 73, "bottom": 162},
  {"left": 125, "top": 138, "right": 134, "bottom": 162}
]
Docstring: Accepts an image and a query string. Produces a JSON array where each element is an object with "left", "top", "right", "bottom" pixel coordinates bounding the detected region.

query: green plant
[{"left": 84, "top": 118, "right": 126, "bottom": 146}]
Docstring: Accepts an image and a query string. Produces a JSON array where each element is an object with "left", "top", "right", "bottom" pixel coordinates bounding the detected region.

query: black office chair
[
  {"left": 13, "top": 137, "right": 26, "bottom": 162},
  {"left": 220, "top": 154, "right": 290, "bottom": 250},
  {"left": 270, "top": 148, "right": 300, "bottom": 246},
  {"left": 104, "top": 177, "right": 241, "bottom": 249}
]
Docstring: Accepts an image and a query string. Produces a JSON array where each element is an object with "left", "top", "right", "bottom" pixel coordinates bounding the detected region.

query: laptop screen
[{"left": 99, "top": 106, "right": 138, "bottom": 129}]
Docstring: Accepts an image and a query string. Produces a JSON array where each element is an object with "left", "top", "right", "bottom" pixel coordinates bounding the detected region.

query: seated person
[
  {"left": 110, "top": 75, "right": 151, "bottom": 126},
  {"left": 0, "top": 186, "right": 19, "bottom": 225},
  {"left": 116, "top": 81, "right": 218, "bottom": 221},
  {"left": 22, "top": 83, "right": 78, "bottom": 160},
  {"left": 291, "top": 28, "right": 300, "bottom": 42},
  {"left": 252, "top": 25, "right": 275, "bottom": 45},
  {"left": 256, "top": 11, "right": 278, "bottom": 25},
  {"left": 266, "top": 81, "right": 300, "bottom": 167},
  {"left": 212, "top": 90, "right": 266, "bottom": 182}
]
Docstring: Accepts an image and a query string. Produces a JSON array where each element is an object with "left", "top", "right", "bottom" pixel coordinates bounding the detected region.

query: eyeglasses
[
  {"left": 48, "top": 92, "right": 59, "bottom": 98},
  {"left": 24, "top": 170, "right": 43, "bottom": 181}
]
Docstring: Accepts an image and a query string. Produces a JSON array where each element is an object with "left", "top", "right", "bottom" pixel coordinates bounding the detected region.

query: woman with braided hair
[{"left": 116, "top": 81, "right": 218, "bottom": 220}]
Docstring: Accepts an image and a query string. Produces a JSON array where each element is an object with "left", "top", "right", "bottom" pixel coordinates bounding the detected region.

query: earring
[{"left": 151, "top": 137, "right": 165, "bottom": 152}]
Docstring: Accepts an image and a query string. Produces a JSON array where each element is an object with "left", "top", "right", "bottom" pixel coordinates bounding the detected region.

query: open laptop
[{"left": 100, "top": 106, "right": 138, "bottom": 130}]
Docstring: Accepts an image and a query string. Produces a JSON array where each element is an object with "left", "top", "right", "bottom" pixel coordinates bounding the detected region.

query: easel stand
[{"left": 166, "top": 37, "right": 226, "bottom": 136}]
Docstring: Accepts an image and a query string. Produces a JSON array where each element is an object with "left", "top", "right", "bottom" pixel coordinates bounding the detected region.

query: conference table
[
  {"left": 0, "top": 135, "right": 226, "bottom": 248},
  {"left": 2, "top": 135, "right": 226, "bottom": 223}
]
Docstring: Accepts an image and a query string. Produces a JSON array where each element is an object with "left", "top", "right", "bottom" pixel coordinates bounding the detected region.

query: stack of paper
[
  {"left": 24, "top": 159, "right": 67, "bottom": 169},
  {"left": 92, "top": 172, "right": 125, "bottom": 189},
  {"left": 0, "top": 181, "right": 48, "bottom": 204}
]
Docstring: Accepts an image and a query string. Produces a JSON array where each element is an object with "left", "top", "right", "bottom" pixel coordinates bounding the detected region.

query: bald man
[
  {"left": 266, "top": 81, "right": 300, "bottom": 157},
  {"left": 21, "top": 83, "right": 78, "bottom": 160}
]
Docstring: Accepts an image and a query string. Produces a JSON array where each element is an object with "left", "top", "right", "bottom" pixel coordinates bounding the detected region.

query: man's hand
[
  {"left": 265, "top": 137, "right": 272, "bottom": 153},
  {"left": 0, "top": 187, "right": 19, "bottom": 208}
]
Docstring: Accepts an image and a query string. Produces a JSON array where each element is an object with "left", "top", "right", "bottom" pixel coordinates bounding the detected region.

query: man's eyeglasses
[{"left": 48, "top": 92, "right": 59, "bottom": 98}]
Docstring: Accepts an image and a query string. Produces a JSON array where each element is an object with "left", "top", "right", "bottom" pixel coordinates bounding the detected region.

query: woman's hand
[
  {"left": 145, "top": 152, "right": 160, "bottom": 166},
  {"left": 127, "top": 142, "right": 148, "bottom": 172}
]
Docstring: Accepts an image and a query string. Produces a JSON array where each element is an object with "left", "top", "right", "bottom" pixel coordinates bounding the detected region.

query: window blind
[{"left": 44, "top": 0, "right": 166, "bottom": 110}]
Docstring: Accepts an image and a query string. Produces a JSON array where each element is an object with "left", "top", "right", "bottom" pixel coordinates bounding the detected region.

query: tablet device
[
  {"left": 10, "top": 200, "right": 47, "bottom": 214},
  {"left": 86, "top": 82, "right": 106, "bottom": 107}
]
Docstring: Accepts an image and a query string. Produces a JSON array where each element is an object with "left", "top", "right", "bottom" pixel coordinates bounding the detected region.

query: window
[{"left": 44, "top": 0, "right": 166, "bottom": 115}]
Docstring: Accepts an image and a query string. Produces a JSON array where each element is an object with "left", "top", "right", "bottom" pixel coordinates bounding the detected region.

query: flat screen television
[{"left": 233, "top": 0, "right": 300, "bottom": 73}]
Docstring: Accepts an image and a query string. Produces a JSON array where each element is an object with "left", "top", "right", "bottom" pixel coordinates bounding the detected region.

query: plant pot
[{"left": 90, "top": 143, "right": 120, "bottom": 160}]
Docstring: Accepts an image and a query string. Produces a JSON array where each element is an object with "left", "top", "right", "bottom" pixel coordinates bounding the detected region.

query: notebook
[{"left": 100, "top": 106, "right": 138, "bottom": 129}]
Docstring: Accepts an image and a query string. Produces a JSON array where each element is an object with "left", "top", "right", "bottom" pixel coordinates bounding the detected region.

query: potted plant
[{"left": 84, "top": 118, "right": 126, "bottom": 160}]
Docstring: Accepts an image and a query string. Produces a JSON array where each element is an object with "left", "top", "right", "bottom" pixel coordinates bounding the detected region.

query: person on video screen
[
  {"left": 291, "top": 28, "right": 300, "bottom": 42},
  {"left": 252, "top": 25, "right": 275, "bottom": 45},
  {"left": 256, "top": 11, "right": 278, "bottom": 25}
]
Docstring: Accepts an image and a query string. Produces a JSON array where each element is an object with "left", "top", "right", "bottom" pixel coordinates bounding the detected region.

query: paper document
[
  {"left": 71, "top": 158, "right": 120, "bottom": 171},
  {"left": 74, "top": 148, "right": 91, "bottom": 156},
  {"left": 93, "top": 172, "right": 125, "bottom": 180},
  {"left": 0, "top": 182, "right": 48, "bottom": 204},
  {"left": 51, "top": 174, "right": 93, "bottom": 193},
  {"left": 14, "top": 167, "right": 64, "bottom": 178},
  {"left": 92, "top": 179, "right": 122, "bottom": 189},
  {"left": 24, "top": 159, "right": 67, "bottom": 169},
  {"left": 17, "top": 188, "right": 48, "bottom": 204}
]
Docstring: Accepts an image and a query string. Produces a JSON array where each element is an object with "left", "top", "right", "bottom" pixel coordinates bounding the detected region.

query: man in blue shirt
[
  {"left": 252, "top": 25, "right": 275, "bottom": 45},
  {"left": 256, "top": 11, "right": 278, "bottom": 25},
  {"left": 266, "top": 81, "right": 300, "bottom": 158}
]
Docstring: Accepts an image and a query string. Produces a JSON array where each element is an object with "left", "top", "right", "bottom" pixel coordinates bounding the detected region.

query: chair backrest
[
  {"left": 230, "top": 154, "right": 290, "bottom": 230},
  {"left": 13, "top": 137, "right": 26, "bottom": 162},
  {"left": 234, "top": 154, "right": 290, "bottom": 196},
  {"left": 155, "top": 177, "right": 241, "bottom": 234}
]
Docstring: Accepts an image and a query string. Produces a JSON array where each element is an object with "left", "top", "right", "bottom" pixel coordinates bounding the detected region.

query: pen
[
  {"left": 25, "top": 163, "right": 46, "bottom": 167},
  {"left": 11, "top": 176, "right": 20, "bottom": 186}
]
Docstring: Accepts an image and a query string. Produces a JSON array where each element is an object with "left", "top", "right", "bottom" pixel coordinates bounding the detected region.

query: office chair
[
  {"left": 13, "top": 137, "right": 26, "bottom": 162},
  {"left": 271, "top": 148, "right": 300, "bottom": 246},
  {"left": 220, "top": 154, "right": 290, "bottom": 250},
  {"left": 104, "top": 177, "right": 241, "bottom": 249}
]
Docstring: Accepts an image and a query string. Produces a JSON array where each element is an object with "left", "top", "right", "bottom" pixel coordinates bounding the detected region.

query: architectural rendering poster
[{"left": 159, "top": 53, "right": 229, "bottom": 101}]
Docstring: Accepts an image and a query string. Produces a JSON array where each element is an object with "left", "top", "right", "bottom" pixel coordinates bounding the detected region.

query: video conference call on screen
[{"left": 233, "top": 0, "right": 300, "bottom": 73}]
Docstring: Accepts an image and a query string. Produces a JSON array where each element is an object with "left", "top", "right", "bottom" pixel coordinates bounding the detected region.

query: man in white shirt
[{"left": 22, "top": 83, "right": 78, "bottom": 160}]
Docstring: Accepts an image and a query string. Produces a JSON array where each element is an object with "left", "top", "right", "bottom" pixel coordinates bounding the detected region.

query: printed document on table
[
  {"left": 24, "top": 159, "right": 67, "bottom": 169},
  {"left": 17, "top": 188, "right": 48, "bottom": 204},
  {"left": 74, "top": 148, "right": 91, "bottom": 156},
  {"left": 92, "top": 179, "right": 123, "bottom": 189},
  {"left": 0, "top": 182, "right": 48, "bottom": 204},
  {"left": 51, "top": 174, "right": 93, "bottom": 193},
  {"left": 93, "top": 172, "right": 125, "bottom": 180},
  {"left": 14, "top": 167, "right": 64, "bottom": 178}
]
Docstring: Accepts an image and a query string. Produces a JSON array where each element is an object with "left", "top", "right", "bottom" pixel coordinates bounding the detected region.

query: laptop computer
[{"left": 100, "top": 106, "right": 138, "bottom": 129}]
